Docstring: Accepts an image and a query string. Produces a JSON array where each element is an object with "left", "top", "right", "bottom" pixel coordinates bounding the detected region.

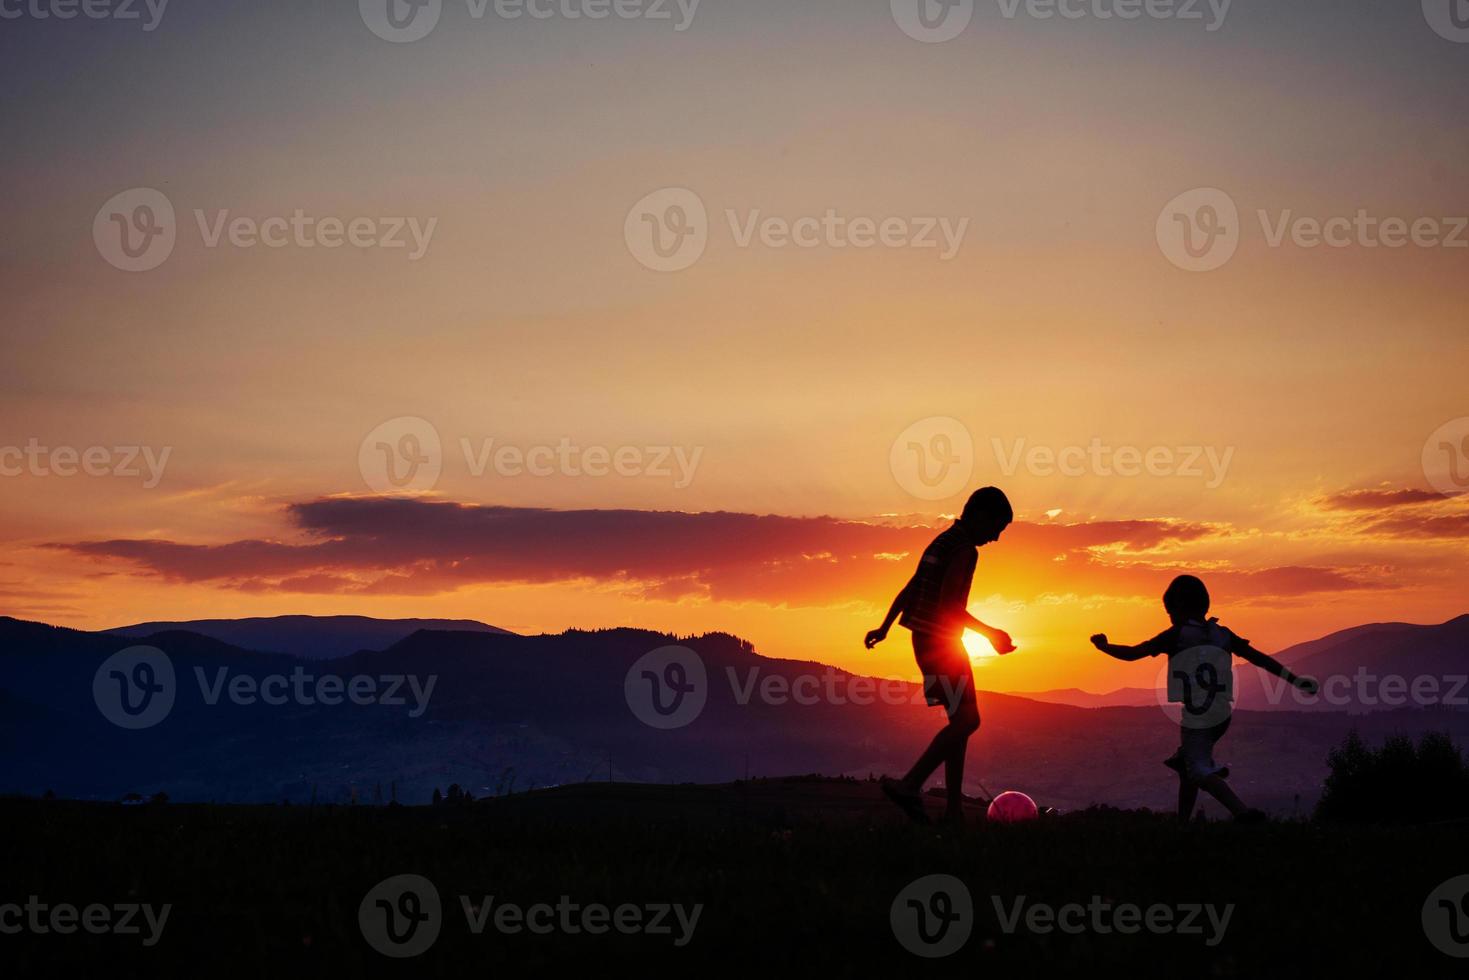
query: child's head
[
  {"left": 1162, "top": 574, "right": 1210, "bottom": 624},
  {"left": 959, "top": 486, "right": 1013, "bottom": 545}
]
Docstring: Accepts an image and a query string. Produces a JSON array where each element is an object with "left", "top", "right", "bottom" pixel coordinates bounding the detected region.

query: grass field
[{"left": 3, "top": 776, "right": 1463, "bottom": 977}]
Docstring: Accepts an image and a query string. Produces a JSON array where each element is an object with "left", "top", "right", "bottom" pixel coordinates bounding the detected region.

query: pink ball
[{"left": 986, "top": 790, "right": 1039, "bottom": 823}]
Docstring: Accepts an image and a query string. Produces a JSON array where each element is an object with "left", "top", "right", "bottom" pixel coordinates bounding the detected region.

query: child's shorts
[
  {"left": 912, "top": 632, "right": 976, "bottom": 718},
  {"left": 1175, "top": 716, "right": 1231, "bottom": 782}
]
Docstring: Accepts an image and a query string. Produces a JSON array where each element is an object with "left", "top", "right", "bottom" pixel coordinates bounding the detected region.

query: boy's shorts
[
  {"left": 1176, "top": 716, "right": 1231, "bottom": 782},
  {"left": 912, "top": 633, "right": 977, "bottom": 718}
]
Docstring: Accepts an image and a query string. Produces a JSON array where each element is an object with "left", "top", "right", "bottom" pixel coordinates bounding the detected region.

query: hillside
[
  {"left": 2, "top": 616, "right": 1466, "bottom": 813},
  {"left": 0, "top": 779, "right": 1459, "bottom": 975}
]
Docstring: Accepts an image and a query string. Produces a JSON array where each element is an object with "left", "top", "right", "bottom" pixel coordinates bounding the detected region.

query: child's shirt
[
  {"left": 898, "top": 524, "right": 977, "bottom": 639},
  {"left": 1134, "top": 617, "right": 1250, "bottom": 660},
  {"left": 1136, "top": 618, "right": 1249, "bottom": 723}
]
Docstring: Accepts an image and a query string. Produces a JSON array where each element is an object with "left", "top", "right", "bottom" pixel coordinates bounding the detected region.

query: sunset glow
[{"left": 2, "top": 1, "right": 1466, "bottom": 694}]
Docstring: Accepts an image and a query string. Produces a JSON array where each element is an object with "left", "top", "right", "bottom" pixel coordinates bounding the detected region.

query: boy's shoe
[{"left": 880, "top": 777, "right": 930, "bottom": 825}]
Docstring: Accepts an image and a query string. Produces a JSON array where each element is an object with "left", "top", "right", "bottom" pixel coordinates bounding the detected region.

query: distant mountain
[
  {"left": 106, "top": 614, "right": 514, "bottom": 659},
  {"left": 2, "top": 614, "right": 1465, "bottom": 813},
  {"left": 1235, "top": 614, "right": 1469, "bottom": 713},
  {"left": 1010, "top": 687, "right": 1157, "bottom": 709}
]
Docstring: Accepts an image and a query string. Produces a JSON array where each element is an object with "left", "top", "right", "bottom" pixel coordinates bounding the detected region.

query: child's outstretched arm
[
  {"left": 1089, "top": 633, "right": 1158, "bottom": 662},
  {"left": 864, "top": 578, "right": 914, "bottom": 648},
  {"left": 1235, "top": 642, "right": 1319, "bottom": 693}
]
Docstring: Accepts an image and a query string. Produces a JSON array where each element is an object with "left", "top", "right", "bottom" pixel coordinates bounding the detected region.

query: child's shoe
[{"left": 880, "top": 776, "right": 930, "bottom": 825}]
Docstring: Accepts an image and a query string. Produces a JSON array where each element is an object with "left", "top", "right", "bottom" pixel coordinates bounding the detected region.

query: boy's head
[
  {"left": 958, "top": 486, "right": 1013, "bottom": 545},
  {"left": 1162, "top": 574, "right": 1210, "bottom": 624}
]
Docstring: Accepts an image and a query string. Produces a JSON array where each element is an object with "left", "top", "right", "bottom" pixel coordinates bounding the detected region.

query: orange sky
[{"left": 2, "top": 1, "right": 1467, "bottom": 692}]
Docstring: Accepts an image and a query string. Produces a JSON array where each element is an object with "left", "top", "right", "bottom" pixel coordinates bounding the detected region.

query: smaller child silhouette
[{"left": 1090, "top": 574, "right": 1318, "bottom": 823}]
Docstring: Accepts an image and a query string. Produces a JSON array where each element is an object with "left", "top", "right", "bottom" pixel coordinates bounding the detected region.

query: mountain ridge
[{"left": 106, "top": 613, "right": 515, "bottom": 659}]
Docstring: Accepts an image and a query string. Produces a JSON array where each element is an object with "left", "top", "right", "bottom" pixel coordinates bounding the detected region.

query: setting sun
[{"left": 961, "top": 629, "right": 1001, "bottom": 664}]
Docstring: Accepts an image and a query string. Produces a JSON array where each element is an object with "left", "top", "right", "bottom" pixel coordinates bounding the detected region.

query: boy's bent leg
[
  {"left": 900, "top": 724, "right": 955, "bottom": 790},
  {"left": 1196, "top": 774, "right": 1250, "bottom": 818},
  {"left": 901, "top": 662, "right": 977, "bottom": 791}
]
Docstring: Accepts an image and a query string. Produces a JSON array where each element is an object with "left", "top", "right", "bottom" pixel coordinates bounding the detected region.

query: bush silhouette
[{"left": 1316, "top": 731, "right": 1469, "bottom": 825}]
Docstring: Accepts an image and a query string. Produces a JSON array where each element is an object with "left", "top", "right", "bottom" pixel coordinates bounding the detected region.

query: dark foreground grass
[{"left": 2, "top": 777, "right": 1462, "bottom": 977}]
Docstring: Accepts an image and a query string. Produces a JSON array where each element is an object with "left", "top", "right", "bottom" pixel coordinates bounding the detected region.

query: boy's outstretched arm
[
  {"left": 1235, "top": 642, "right": 1319, "bottom": 693},
  {"left": 1090, "top": 633, "right": 1162, "bottom": 662},
  {"left": 865, "top": 578, "right": 914, "bottom": 648},
  {"left": 963, "top": 611, "right": 1015, "bottom": 654},
  {"left": 940, "top": 554, "right": 1014, "bottom": 653}
]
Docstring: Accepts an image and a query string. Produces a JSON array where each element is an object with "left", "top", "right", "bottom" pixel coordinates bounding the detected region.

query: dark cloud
[
  {"left": 1357, "top": 513, "right": 1469, "bottom": 540},
  {"left": 1318, "top": 488, "right": 1446, "bottom": 511},
  {"left": 52, "top": 497, "right": 1220, "bottom": 605}
]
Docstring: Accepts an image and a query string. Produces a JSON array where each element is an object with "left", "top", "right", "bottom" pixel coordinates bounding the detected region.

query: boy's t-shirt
[
  {"left": 1137, "top": 618, "right": 1248, "bottom": 720},
  {"left": 1134, "top": 618, "right": 1249, "bottom": 660},
  {"left": 899, "top": 524, "right": 977, "bottom": 639}
]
